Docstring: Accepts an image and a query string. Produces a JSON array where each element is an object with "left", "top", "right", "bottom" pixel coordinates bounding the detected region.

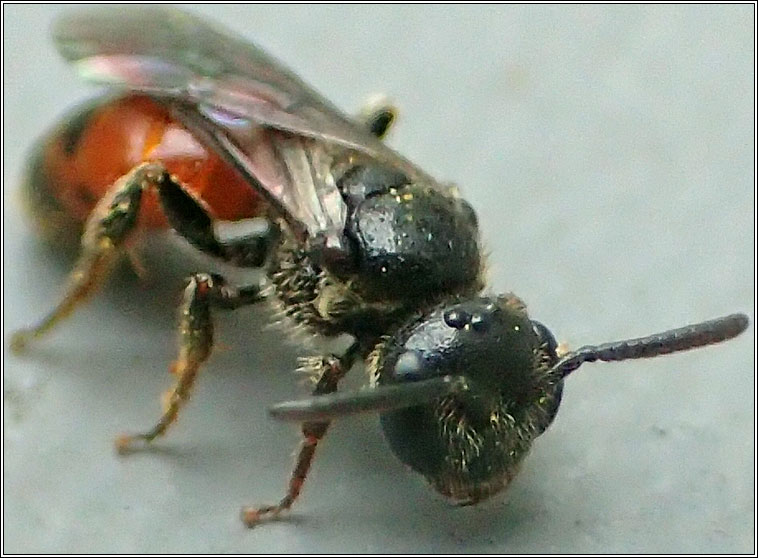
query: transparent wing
[
  {"left": 53, "top": 7, "right": 436, "bottom": 239},
  {"left": 170, "top": 103, "right": 345, "bottom": 240}
]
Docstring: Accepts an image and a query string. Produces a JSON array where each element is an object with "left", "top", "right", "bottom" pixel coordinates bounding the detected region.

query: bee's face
[{"left": 370, "top": 295, "right": 564, "bottom": 502}]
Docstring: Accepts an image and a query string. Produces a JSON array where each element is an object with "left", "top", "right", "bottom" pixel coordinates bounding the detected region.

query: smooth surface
[{"left": 3, "top": 4, "right": 754, "bottom": 553}]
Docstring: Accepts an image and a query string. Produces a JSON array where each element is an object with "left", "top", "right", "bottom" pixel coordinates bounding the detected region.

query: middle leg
[{"left": 116, "top": 272, "right": 263, "bottom": 453}]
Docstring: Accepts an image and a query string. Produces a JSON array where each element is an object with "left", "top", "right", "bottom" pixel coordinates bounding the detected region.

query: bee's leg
[
  {"left": 357, "top": 95, "right": 398, "bottom": 139},
  {"left": 241, "top": 341, "right": 364, "bottom": 528},
  {"left": 153, "top": 170, "right": 277, "bottom": 269},
  {"left": 116, "top": 272, "right": 263, "bottom": 453},
  {"left": 10, "top": 162, "right": 273, "bottom": 353},
  {"left": 10, "top": 163, "right": 160, "bottom": 353}
]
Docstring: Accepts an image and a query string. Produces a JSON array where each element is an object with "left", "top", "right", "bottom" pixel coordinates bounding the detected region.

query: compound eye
[
  {"left": 531, "top": 320, "right": 557, "bottom": 357},
  {"left": 456, "top": 198, "right": 478, "bottom": 229}
]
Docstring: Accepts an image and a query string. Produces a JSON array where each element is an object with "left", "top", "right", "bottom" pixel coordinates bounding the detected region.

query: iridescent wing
[{"left": 53, "top": 7, "right": 436, "bottom": 241}]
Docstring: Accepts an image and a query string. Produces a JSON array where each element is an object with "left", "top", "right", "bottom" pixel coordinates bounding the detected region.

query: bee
[{"left": 10, "top": 7, "right": 748, "bottom": 528}]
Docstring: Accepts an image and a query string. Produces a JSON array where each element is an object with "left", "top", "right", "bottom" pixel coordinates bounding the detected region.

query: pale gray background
[{"left": 3, "top": 4, "right": 754, "bottom": 554}]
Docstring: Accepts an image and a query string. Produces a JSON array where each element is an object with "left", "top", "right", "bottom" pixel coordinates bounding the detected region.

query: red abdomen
[{"left": 24, "top": 94, "right": 265, "bottom": 239}]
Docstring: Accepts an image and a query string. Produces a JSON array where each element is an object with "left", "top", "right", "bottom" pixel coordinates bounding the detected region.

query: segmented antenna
[{"left": 551, "top": 313, "right": 748, "bottom": 380}]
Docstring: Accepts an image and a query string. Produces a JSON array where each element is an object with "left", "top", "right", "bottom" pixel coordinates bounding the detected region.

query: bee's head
[{"left": 368, "top": 295, "right": 563, "bottom": 503}]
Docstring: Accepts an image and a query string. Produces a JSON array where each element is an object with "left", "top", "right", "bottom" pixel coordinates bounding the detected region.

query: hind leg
[
  {"left": 10, "top": 164, "right": 154, "bottom": 353},
  {"left": 11, "top": 162, "right": 273, "bottom": 353}
]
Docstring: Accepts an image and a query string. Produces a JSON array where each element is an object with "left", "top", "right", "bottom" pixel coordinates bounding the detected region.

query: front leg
[
  {"left": 241, "top": 341, "right": 365, "bottom": 527},
  {"left": 116, "top": 272, "right": 262, "bottom": 452}
]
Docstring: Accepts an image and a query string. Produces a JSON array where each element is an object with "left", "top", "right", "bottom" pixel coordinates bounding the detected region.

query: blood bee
[{"left": 12, "top": 8, "right": 749, "bottom": 528}]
